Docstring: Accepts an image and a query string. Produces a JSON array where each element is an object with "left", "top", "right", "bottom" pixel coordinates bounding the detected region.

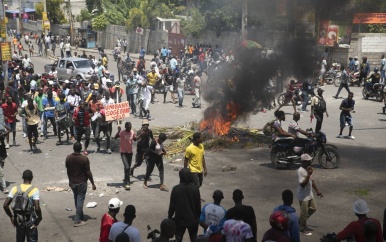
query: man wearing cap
[
  {"left": 199, "top": 190, "right": 226, "bottom": 233},
  {"left": 146, "top": 68, "right": 160, "bottom": 103},
  {"left": 336, "top": 199, "right": 383, "bottom": 242},
  {"left": 297, "top": 153, "right": 323, "bottom": 236},
  {"left": 184, "top": 132, "right": 207, "bottom": 188},
  {"left": 108, "top": 205, "right": 141, "bottom": 242},
  {"left": 227, "top": 189, "right": 257, "bottom": 242},
  {"left": 99, "top": 198, "right": 122, "bottom": 242},
  {"left": 310, "top": 88, "right": 328, "bottom": 133},
  {"left": 110, "top": 81, "right": 124, "bottom": 104},
  {"left": 130, "top": 119, "right": 154, "bottom": 176},
  {"left": 72, "top": 101, "right": 91, "bottom": 155}
]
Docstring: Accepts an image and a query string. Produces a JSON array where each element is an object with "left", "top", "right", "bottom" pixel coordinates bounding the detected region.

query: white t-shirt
[
  {"left": 321, "top": 59, "right": 327, "bottom": 72},
  {"left": 381, "top": 58, "right": 386, "bottom": 71},
  {"left": 288, "top": 120, "right": 300, "bottom": 138},
  {"left": 222, "top": 219, "right": 253, "bottom": 242},
  {"left": 67, "top": 95, "right": 80, "bottom": 106},
  {"left": 100, "top": 97, "right": 115, "bottom": 107},
  {"left": 142, "top": 86, "right": 153, "bottom": 100},
  {"left": 22, "top": 58, "right": 31, "bottom": 68},
  {"left": 297, "top": 166, "right": 313, "bottom": 201},
  {"left": 108, "top": 222, "right": 141, "bottom": 242},
  {"left": 200, "top": 203, "right": 227, "bottom": 231}
]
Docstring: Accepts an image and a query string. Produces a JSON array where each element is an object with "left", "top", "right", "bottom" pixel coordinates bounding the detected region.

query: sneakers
[
  {"left": 336, "top": 135, "right": 343, "bottom": 138},
  {"left": 106, "top": 149, "right": 112, "bottom": 154},
  {"left": 301, "top": 231, "right": 312, "bottom": 236},
  {"left": 5, "top": 144, "right": 9, "bottom": 149},
  {"left": 3, "top": 189, "right": 9, "bottom": 194},
  {"left": 23, "top": 133, "right": 27, "bottom": 138},
  {"left": 124, "top": 184, "right": 130, "bottom": 190},
  {"left": 74, "top": 221, "right": 88, "bottom": 227},
  {"left": 348, "top": 135, "right": 355, "bottom": 140}
]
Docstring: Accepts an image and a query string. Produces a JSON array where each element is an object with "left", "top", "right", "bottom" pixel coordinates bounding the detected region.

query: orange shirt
[
  {"left": 88, "top": 100, "right": 102, "bottom": 113},
  {"left": 13, "top": 38, "right": 18, "bottom": 45}
]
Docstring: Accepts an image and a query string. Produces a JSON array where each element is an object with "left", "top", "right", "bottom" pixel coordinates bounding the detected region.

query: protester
[
  {"left": 337, "top": 92, "right": 355, "bottom": 140},
  {"left": 199, "top": 190, "right": 227, "bottom": 233},
  {"left": 334, "top": 65, "right": 350, "bottom": 99},
  {"left": 42, "top": 91, "right": 57, "bottom": 140},
  {"left": 130, "top": 119, "right": 154, "bottom": 176},
  {"left": 72, "top": 101, "right": 91, "bottom": 155},
  {"left": 336, "top": 199, "right": 383, "bottom": 242},
  {"left": 227, "top": 189, "right": 257, "bottom": 242},
  {"left": 2, "top": 96, "right": 18, "bottom": 148},
  {"left": 184, "top": 132, "right": 207, "bottom": 187},
  {"left": 108, "top": 205, "right": 141, "bottom": 242},
  {"left": 310, "top": 88, "right": 328, "bottom": 133},
  {"left": 222, "top": 205, "right": 253, "bottom": 242},
  {"left": 143, "top": 133, "right": 167, "bottom": 190},
  {"left": 55, "top": 93, "right": 71, "bottom": 145},
  {"left": 168, "top": 168, "right": 201, "bottom": 242},
  {"left": 261, "top": 211, "right": 291, "bottom": 242},
  {"left": 3, "top": 170, "right": 42, "bottom": 241},
  {"left": 297, "top": 153, "right": 323, "bottom": 236},
  {"left": 65, "top": 142, "right": 96, "bottom": 227},
  {"left": 99, "top": 198, "right": 123, "bottom": 242},
  {"left": 0, "top": 123, "right": 9, "bottom": 194},
  {"left": 95, "top": 108, "right": 112, "bottom": 154},
  {"left": 273, "top": 190, "right": 300, "bottom": 242},
  {"left": 24, "top": 98, "right": 40, "bottom": 153}
]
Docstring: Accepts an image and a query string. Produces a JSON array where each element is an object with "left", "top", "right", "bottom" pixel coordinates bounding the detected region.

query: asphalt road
[{"left": 0, "top": 51, "right": 385, "bottom": 242}]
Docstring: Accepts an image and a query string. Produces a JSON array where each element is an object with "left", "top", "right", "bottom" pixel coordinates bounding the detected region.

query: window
[{"left": 59, "top": 60, "right": 65, "bottom": 68}]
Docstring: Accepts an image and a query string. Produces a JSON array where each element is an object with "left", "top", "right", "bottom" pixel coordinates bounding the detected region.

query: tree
[
  {"left": 76, "top": 9, "right": 93, "bottom": 22},
  {"left": 35, "top": 0, "right": 67, "bottom": 24},
  {"left": 180, "top": 7, "right": 205, "bottom": 37},
  {"left": 106, "top": 10, "right": 126, "bottom": 25},
  {"left": 92, "top": 14, "right": 109, "bottom": 30}
]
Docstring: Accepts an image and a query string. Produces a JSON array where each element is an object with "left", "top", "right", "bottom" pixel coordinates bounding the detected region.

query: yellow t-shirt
[
  {"left": 146, "top": 72, "right": 159, "bottom": 86},
  {"left": 102, "top": 57, "right": 108, "bottom": 66},
  {"left": 185, "top": 143, "right": 205, "bottom": 173},
  {"left": 9, "top": 184, "right": 40, "bottom": 201}
]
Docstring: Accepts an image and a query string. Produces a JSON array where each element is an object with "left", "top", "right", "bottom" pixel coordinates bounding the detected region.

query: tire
[
  {"left": 270, "top": 151, "right": 287, "bottom": 169},
  {"left": 277, "top": 93, "right": 286, "bottom": 106},
  {"left": 362, "top": 88, "right": 368, "bottom": 99},
  {"left": 376, "top": 91, "right": 383, "bottom": 102},
  {"left": 334, "top": 77, "right": 341, "bottom": 87},
  {"left": 318, "top": 146, "right": 340, "bottom": 169}
]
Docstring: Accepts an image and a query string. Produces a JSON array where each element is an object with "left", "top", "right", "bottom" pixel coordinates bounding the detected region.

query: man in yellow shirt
[
  {"left": 3, "top": 170, "right": 42, "bottom": 241},
  {"left": 184, "top": 132, "right": 207, "bottom": 187},
  {"left": 146, "top": 68, "right": 160, "bottom": 103}
]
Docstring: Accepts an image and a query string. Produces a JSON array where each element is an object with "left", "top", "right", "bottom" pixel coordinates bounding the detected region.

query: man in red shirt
[
  {"left": 72, "top": 101, "right": 91, "bottom": 155},
  {"left": 99, "top": 197, "right": 122, "bottom": 242},
  {"left": 1, "top": 96, "right": 18, "bottom": 148},
  {"left": 336, "top": 199, "right": 383, "bottom": 242}
]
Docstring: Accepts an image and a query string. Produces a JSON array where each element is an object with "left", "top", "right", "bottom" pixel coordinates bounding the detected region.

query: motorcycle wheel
[
  {"left": 362, "top": 88, "right": 369, "bottom": 99},
  {"left": 277, "top": 93, "right": 286, "bottom": 106},
  {"left": 318, "top": 146, "right": 340, "bottom": 169},
  {"left": 334, "top": 77, "right": 341, "bottom": 87},
  {"left": 375, "top": 91, "right": 383, "bottom": 102},
  {"left": 325, "top": 77, "right": 334, "bottom": 84},
  {"left": 270, "top": 151, "right": 287, "bottom": 169}
]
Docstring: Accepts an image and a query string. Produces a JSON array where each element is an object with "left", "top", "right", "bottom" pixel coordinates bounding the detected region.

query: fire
[{"left": 200, "top": 102, "right": 239, "bottom": 135}]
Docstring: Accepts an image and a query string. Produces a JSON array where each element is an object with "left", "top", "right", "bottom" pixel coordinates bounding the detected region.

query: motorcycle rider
[
  {"left": 288, "top": 112, "right": 312, "bottom": 148},
  {"left": 359, "top": 57, "right": 370, "bottom": 87},
  {"left": 272, "top": 110, "right": 296, "bottom": 142},
  {"left": 365, "top": 67, "right": 381, "bottom": 97}
]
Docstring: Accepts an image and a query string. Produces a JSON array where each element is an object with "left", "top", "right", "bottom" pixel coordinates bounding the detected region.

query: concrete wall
[
  {"left": 7, "top": 19, "right": 70, "bottom": 37},
  {"left": 185, "top": 30, "right": 241, "bottom": 52}
]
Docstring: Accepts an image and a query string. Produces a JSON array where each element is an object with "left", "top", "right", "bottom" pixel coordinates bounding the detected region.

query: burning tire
[
  {"left": 270, "top": 151, "right": 288, "bottom": 169},
  {"left": 317, "top": 146, "right": 340, "bottom": 169}
]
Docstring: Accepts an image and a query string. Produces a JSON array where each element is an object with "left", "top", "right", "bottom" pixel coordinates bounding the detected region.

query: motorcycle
[
  {"left": 362, "top": 81, "right": 384, "bottom": 102},
  {"left": 334, "top": 70, "right": 360, "bottom": 87},
  {"left": 270, "top": 130, "right": 340, "bottom": 169},
  {"left": 277, "top": 88, "right": 312, "bottom": 106},
  {"left": 325, "top": 68, "right": 338, "bottom": 84}
]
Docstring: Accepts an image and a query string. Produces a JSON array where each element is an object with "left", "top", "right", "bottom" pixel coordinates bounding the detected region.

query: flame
[{"left": 200, "top": 102, "right": 239, "bottom": 135}]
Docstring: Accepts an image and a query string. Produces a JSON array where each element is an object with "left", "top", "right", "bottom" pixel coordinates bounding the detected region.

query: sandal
[
  {"left": 160, "top": 185, "right": 168, "bottom": 191},
  {"left": 143, "top": 184, "right": 148, "bottom": 189}
]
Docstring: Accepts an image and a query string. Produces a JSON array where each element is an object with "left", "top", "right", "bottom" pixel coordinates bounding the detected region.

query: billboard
[
  {"left": 317, "top": 20, "right": 352, "bottom": 48},
  {"left": 353, "top": 13, "right": 386, "bottom": 24}
]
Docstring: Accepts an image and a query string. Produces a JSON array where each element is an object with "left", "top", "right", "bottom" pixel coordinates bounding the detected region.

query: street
[{"left": 0, "top": 50, "right": 386, "bottom": 242}]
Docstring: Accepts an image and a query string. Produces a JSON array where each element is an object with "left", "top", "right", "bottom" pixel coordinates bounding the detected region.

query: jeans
[
  {"left": 144, "top": 156, "right": 164, "bottom": 184},
  {"left": 299, "top": 198, "right": 317, "bottom": 231},
  {"left": 121, "top": 153, "right": 133, "bottom": 184},
  {"left": 0, "top": 158, "right": 6, "bottom": 190},
  {"left": 175, "top": 224, "right": 198, "bottom": 242},
  {"left": 16, "top": 226, "right": 38, "bottom": 242},
  {"left": 95, "top": 125, "right": 110, "bottom": 149},
  {"left": 177, "top": 88, "right": 184, "bottom": 106},
  {"left": 43, "top": 116, "right": 57, "bottom": 137},
  {"left": 128, "top": 93, "right": 136, "bottom": 114},
  {"left": 71, "top": 182, "right": 87, "bottom": 223},
  {"left": 38, "top": 111, "right": 44, "bottom": 133},
  {"left": 381, "top": 70, "right": 385, "bottom": 82},
  {"left": 301, "top": 92, "right": 308, "bottom": 111},
  {"left": 335, "top": 83, "right": 350, "bottom": 97},
  {"left": 22, "top": 117, "right": 27, "bottom": 134}
]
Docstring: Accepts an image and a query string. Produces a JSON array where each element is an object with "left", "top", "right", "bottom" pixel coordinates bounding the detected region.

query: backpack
[
  {"left": 10, "top": 185, "right": 36, "bottom": 228},
  {"left": 115, "top": 225, "right": 130, "bottom": 242},
  {"left": 263, "top": 119, "right": 276, "bottom": 136},
  {"left": 315, "top": 97, "right": 326, "bottom": 113}
]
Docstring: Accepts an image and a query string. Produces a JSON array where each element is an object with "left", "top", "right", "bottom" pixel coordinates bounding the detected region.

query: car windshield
[{"left": 73, "top": 60, "right": 92, "bottom": 69}]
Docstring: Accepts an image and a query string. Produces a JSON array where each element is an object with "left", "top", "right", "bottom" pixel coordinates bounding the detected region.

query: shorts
[
  {"left": 320, "top": 70, "right": 326, "bottom": 79},
  {"left": 340, "top": 114, "right": 353, "bottom": 127},
  {"left": 5, "top": 122, "right": 16, "bottom": 132},
  {"left": 164, "top": 85, "right": 173, "bottom": 93}
]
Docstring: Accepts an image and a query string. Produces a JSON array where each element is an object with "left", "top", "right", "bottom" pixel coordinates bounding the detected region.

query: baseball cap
[
  {"left": 300, "top": 153, "right": 313, "bottom": 161},
  {"left": 108, "top": 198, "right": 123, "bottom": 209},
  {"left": 133, "top": 68, "right": 137, "bottom": 72},
  {"left": 353, "top": 199, "right": 369, "bottom": 214}
]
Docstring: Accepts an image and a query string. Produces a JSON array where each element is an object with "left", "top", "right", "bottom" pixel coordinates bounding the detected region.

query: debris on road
[
  {"left": 222, "top": 165, "right": 237, "bottom": 172},
  {"left": 86, "top": 202, "right": 97, "bottom": 208}
]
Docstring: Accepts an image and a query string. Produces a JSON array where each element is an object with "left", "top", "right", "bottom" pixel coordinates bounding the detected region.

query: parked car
[{"left": 44, "top": 57, "right": 93, "bottom": 80}]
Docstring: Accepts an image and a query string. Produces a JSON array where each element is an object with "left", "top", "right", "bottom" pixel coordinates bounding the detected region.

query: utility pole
[
  {"left": 241, "top": 0, "right": 248, "bottom": 40},
  {"left": 43, "top": 0, "right": 48, "bottom": 36},
  {"left": 66, "top": 0, "right": 74, "bottom": 45},
  {"left": 18, "top": 0, "right": 23, "bottom": 34}
]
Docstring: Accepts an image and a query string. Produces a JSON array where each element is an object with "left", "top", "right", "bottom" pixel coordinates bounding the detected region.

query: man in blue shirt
[
  {"left": 140, "top": 47, "right": 146, "bottom": 58},
  {"left": 161, "top": 46, "right": 168, "bottom": 63},
  {"left": 42, "top": 91, "right": 57, "bottom": 139}
]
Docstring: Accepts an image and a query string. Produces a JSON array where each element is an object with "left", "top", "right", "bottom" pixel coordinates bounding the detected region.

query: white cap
[
  {"left": 108, "top": 198, "right": 123, "bottom": 209},
  {"left": 301, "top": 153, "right": 313, "bottom": 161},
  {"left": 64, "top": 80, "right": 70, "bottom": 84},
  {"left": 353, "top": 199, "right": 369, "bottom": 214}
]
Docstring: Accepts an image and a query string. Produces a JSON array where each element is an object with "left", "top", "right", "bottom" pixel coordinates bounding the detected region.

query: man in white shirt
[
  {"left": 22, "top": 54, "right": 31, "bottom": 68},
  {"left": 222, "top": 205, "right": 253, "bottom": 242},
  {"left": 320, "top": 56, "right": 327, "bottom": 86},
  {"left": 381, "top": 54, "right": 386, "bottom": 83},
  {"left": 297, "top": 154, "right": 323, "bottom": 236},
  {"left": 100, "top": 92, "right": 115, "bottom": 107},
  {"left": 139, "top": 82, "right": 153, "bottom": 120},
  {"left": 65, "top": 42, "right": 71, "bottom": 57},
  {"left": 109, "top": 205, "right": 141, "bottom": 242}
]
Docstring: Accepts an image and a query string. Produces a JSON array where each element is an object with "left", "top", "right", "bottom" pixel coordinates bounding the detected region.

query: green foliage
[
  {"left": 35, "top": 0, "right": 67, "bottom": 24},
  {"left": 364, "top": 24, "right": 386, "bottom": 33},
  {"left": 92, "top": 14, "right": 109, "bottom": 30},
  {"left": 126, "top": 8, "right": 148, "bottom": 29},
  {"left": 106, "top": 10, "right": 126, "bottom": 25},
  {"left": 180, "top": 7, "right": 205, "bottom": 37},
  {"left": 76, "top": 9, "right": 93, "bottom": 22}
]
